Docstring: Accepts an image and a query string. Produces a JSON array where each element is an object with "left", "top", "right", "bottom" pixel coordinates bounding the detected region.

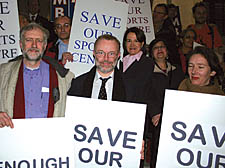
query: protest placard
[
  {"left": 156, "top": 90, "right": 225, "bottom": 168},
  {"left": 66, "top": 96, "right": 146, "bottom": 168},
  {"left": 0, "top": 118, "right": 75, "bottom": 168},
  {"left": 0, "top": 0, "right": 21, "bottom": 64},
  {"left": 115, "top": 0, "right": 155, "bottom": 44},
  {"left": 66, "top": 0, "right": 128, "bottom": 77}
]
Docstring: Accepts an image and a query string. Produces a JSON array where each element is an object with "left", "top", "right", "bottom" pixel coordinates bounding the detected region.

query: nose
[
  {"left": 31, "top": 40, "right": 37, "bottom": 47},
  {"left": 191, "top": 66, "right": 197, "bottom": 74}
]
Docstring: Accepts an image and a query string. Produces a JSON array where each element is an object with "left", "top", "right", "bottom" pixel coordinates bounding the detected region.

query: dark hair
[
  {"left": 187, "top": 46, "right": 224, "bottom": 83},
  {"left": 94, "top": 34, "right": 120, "bottom": 53},
  {"left": 154, "top": 3, "right": 168, "bottom": 15},
  {"left": 192, "top": 2, "right": 207, "bottom": 14},
  {"left": 54, "top": 16, "right": 72, "bottom": 27},
  {"left": 149, "top": 38, "right": 168, "bottom": 59},
  {"left": 20, "top": 22, "right": 49, "bottom": 45},
  {"left": 179, "top": 28, "right": 197, "bottom": 40},
  {"left": 122, "top": 27, "right": 146, "bottom": 56},
  {"left": 167, "top": 3, "right": 176, "bottom": 9}
]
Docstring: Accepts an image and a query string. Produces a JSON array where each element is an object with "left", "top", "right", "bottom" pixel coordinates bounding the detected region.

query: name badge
[{"left": 41, "top": 87, "right": 49, "bottom": 93}]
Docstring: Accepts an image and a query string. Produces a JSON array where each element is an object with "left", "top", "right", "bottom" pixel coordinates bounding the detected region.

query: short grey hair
[{"left": 20, "top": 22, "right": 49, "bottom": 44}]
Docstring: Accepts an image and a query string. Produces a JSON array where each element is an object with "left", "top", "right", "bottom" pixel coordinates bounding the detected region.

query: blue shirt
[
  {"left": 57, "top": 39, "right": 68, "bottom": 60},
  {"left": 23, "top": 61, "right": 50, "bottom": 118}
]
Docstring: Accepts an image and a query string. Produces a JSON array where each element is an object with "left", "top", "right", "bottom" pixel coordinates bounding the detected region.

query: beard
[
  {"left": 95, "top": 58, "right": 118, "bottom": 74},
  {"left": 23, "top": 47, "right": 43, "bottom": 62}
]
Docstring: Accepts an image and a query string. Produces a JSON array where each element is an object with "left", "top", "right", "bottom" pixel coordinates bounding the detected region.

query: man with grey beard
[
  {"left": 0, "top": 23, "right": 74, "bottom": 128},
  {"left": 68, "top": 34, "right": 126, "bottom": 101}
]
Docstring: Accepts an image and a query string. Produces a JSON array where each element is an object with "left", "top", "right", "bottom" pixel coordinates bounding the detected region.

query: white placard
[
  {"left": 0, "top": 0, "right": 21, "bottom": 64},
  {"left": 115, "top": 0, "right": 155, "bottom": 44},
  {"left": 66, "top": 0, "right": 129, "bottom": 78},
  {"left": 156, "top": 90, "right": 225, "bottom": 168},
  {"left": 0, "top": 118, "right": 75, "bottom": 167},
  {"left": 66, "top": 96, "right": 146, "bottom": 168}
]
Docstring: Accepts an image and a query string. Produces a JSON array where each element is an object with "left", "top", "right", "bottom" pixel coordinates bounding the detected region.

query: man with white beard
[{"left": 0, "top": 23, "right": 74, "bottom": 128}]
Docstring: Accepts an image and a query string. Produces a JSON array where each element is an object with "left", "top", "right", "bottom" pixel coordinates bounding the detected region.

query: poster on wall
[
  {"left": 156, "top": 90, "right": 225, "bottom": 168},
  {"left": 0, "top": 0, "right": 21, "bottom": 64},
  {"left": 50, "top": 0, "right": 77, "bottom": 20},
  {"left": 65, "top": 0, "right": 128, "bottom": 77},
  {"left": 66, "top": 96, "right": 147, "bottom": 168},
  {"left": 115, "top": 0, "right": 155, "bottom": 44}
]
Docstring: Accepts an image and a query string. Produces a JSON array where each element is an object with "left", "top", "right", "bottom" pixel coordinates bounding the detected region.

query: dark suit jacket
[
  {"left": 120, "top": 54, "right": 154, "bottom": 104},
  {"left": 68, "top": 66, "right": 126, "bottom": 102}
]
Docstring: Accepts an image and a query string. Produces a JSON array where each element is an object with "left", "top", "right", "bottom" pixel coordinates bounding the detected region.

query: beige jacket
[{"left": 0, "top": 59, "right": 74, "bottom": 118}]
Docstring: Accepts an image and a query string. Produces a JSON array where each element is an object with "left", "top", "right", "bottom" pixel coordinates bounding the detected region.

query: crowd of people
[{"left": 1, "top": 0, "right": 225, "bottom": 168}]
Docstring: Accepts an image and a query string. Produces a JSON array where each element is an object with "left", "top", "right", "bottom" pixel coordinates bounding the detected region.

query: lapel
[
  {"left": 82, "top": 66, "right": 96, "bottom": 98},
  {"left": 112, "top": 67, "right": 126, "bottom": 101}
]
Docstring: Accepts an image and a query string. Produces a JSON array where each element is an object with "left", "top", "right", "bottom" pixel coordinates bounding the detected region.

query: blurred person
[
  {"left": 19, "top": 14, "right": 29, "bottom": 29},
  {"left": 153, "top": 3, "right": 180, "bottom": 66},
  {"left": 147, "top": 38, "right": 184, "bottom": 168},
  {"left": 167, "top": 3, "right": 182, "bottom": 36},
  {"left": 187, "top": 2, "right": 223, "bottom": 56},
  {"left": 178, "top": 28, "right": 197, "bottom": 74},
  {"left": 179, "top": 46, "right": 224, "bottom": 95},
  {"left": 45, "top": 16, "right": 73, "bottom": 65},
  {"left": 120, "top": 27, "right": 154, "bottom": 168},
  {"left": 0, "top": 23, "right": 74, "bottom": 128},
  {"left": 27, "top": 0, "right": 56, "bottom": 42}
]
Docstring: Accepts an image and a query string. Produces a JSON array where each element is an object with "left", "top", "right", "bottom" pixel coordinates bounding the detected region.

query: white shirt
[{"left": 91, "top": 71, "right": 114, "bottom": 100}]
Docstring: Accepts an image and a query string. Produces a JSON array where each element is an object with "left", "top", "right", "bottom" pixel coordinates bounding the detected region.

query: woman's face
[
  {"left": 188, "top": 54, "right": 216, "bottom": 86},
  {"left": 183, "top": 31, "right": 195, "bottom": 49},
  {"left": 152, "top": 41, "right": 167, "bottom": 62},
  {"left": 125, "top": 32, "right": 144, "bottom": 56}
]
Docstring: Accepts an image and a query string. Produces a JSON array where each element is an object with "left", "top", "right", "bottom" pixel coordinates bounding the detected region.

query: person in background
[
  {"left": 178, "top": 46, "right": 224, "bottom": 95},
  {"left": 19, "top": 13, "right": 29, "bottom": 29},
  {"left": 45, "top": 16, "right": 73, "bottom": 65},
  {"left": 152, "top": 3, "right": 180, "bottom": 66},
  {"left": 178, "top": 28, "right": 197, "bottom": 74},
  {"left": 0, "top": 23, "right": 74, "bottom": 128},
  {"left": 167, "top": 3, "right": 182, "bottom": 36},
  {"left": 147, "top": 38, "right": 184, "bottom": 168},
  {"left": 120, "top": 27, "right": 154, "bottom": 168},
  {"left": 68, "top": 34, "right": 126, "bottom": 102},
  {"left": 27, "top": 0, "right": 56, "bottom": 42},
  {"left": 187, "top": 2, "right": 224, "bottom": 63}
]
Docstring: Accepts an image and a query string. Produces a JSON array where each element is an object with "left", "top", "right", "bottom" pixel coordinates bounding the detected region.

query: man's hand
[
  {"left": 0, "top": 112, "right": 14, "bottom": 128},
  {"left": 152, "top": 114, "right": 161, "bottom": 127},
  {"left": 62, "top": 52, "right": 73, "bottom": 65}
]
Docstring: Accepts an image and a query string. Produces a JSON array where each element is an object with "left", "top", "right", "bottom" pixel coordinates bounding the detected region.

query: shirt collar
[
  {"left": 56, "top": 39, "right": 68, "bottom": 46},
  {"left": 94, "top": 70, "right": 114, "bottom": 83},
  {"left": 123, "top": 51, "right": 143, "bottom": 62}
]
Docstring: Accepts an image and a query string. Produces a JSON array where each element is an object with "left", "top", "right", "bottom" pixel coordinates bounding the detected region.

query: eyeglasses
[
  {"left": 95, "top": 50, "right": 117, "bottom": 58},
  {"left": 55, "top": 23, "right": 71, "bottom": 30},
  {"left": 153, "top": 45, "right": 166, "bottom": 50}
]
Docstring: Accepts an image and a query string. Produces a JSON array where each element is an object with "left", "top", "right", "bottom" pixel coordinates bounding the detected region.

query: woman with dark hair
[
  {"left": 120, "top": 27, "right": 154, "bottom": 168},
  {"left": 178, "top": 28, "right": 197, "bottom": 74},
  {"left": 148, "top": 38, "right": 184, "bottom": 168},
  {"left": 121, "top": 27, "right": 154, "bottom": 103},
  {"left": 178, "top": 46, "right": 224, "bottom": 95}
]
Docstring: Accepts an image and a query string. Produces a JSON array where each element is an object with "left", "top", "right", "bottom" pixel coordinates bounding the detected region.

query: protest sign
[
  {"left": 66, "top": 0, "right": 128, "bottom": 77},
  {"left": 0, "top": 0, "right": 21, "bottom": 64},
  {"left": 115, "top": 0, "right": 155, "bottom": 44},
  {"left": 0, "top": 118, "right": 75, "bottom": 167},
  {"left": 66, "top": 96, "right": 146, "bottom": 168},
  {"left": 156, "top": 90, "right": 225, "bottom": 168}
]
